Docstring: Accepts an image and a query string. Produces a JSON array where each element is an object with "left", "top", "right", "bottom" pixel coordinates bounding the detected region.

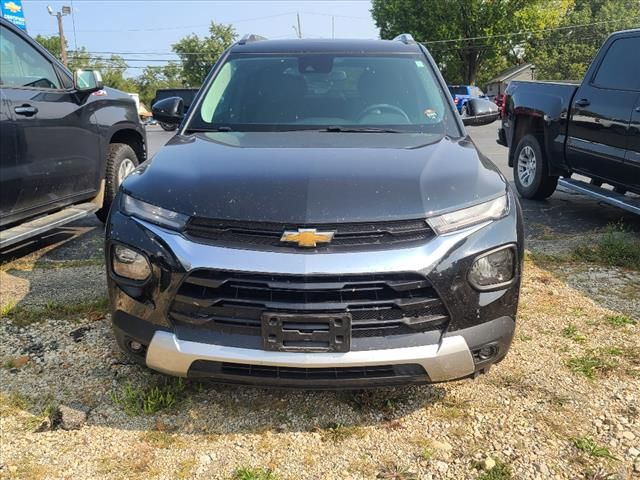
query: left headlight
[
  {"left": 427, "top": 194, "right": 508, "bottom": 235},
  {"left": 121, "top": 193, "right": 188, "bottom": 230}
]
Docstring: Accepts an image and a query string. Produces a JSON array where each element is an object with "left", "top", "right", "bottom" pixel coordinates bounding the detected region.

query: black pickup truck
[
  {"left": 0, "top": 18, "right": 146, "bottom": 249},
  {"left": 497, "top": 29, "right": 640, "bottom": 214}
]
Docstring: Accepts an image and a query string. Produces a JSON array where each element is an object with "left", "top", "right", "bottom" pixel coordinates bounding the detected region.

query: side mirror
[
  {"left": 461, "top": 98, "right": 500, "bottom": 126},
  {"left": 74, "top": 69, "right": 103, "bottom": 93},
  {"left": 152, "top": 97, "right": 184, "bottom": 125}
]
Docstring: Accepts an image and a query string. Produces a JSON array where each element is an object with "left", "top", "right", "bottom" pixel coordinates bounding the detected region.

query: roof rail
[
  {"left": 238, "top": 34, "right": 268, "bottom": 45},
  {"left": 393, "top": 33, "right": 416, "bottom": 44}
]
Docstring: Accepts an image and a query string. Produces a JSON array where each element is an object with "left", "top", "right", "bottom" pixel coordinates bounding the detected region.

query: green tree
[
  {"left": 526, "top": 0, "right": 640, "bottom": 80},
  {"left": 371, "top": 0, "right": 570, "bottom": 85},
  {"left": 136, "top": 63, "right": 185, "bottom": 106},
  {"left": 172, "top": 21, "right": 236, "bottom": 86},
  {"left": 34, "top": 34, "right": 63, "bottom": 59}
]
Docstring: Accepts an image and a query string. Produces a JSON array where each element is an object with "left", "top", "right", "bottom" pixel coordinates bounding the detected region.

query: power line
[{"left": 422, "top": 18, "right": 636, "bottom": 44}]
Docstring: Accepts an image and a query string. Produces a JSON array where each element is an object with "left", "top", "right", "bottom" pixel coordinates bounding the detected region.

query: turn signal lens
[
  {"left": 112, "top": 245, "right": 151, "bottom": 281},
  {"left": 427, "top": 194, "right": 508, "bottom": 235},
  {"left": 469, "top": 247, "right": 515, "bottom": 289}
]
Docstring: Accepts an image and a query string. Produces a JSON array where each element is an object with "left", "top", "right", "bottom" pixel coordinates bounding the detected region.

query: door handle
[
  {"left": 575, "top": 98, "right": 590, "bottom": 108},
  {"left": 14, "top": 105, "right": 38, "bottom": 116}
]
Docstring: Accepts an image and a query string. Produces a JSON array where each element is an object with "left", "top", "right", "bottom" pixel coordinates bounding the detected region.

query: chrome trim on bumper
[
  {"left": 145, "top": 331, "right": 476, "bottom": 382},
  {"left": 136, "top": 218, "right": 489, "bottom": 275}
]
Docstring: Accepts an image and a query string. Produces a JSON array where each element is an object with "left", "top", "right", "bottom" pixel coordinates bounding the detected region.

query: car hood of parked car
[{"left": 122, "top": 131, "right": 508, "bottom": 224}]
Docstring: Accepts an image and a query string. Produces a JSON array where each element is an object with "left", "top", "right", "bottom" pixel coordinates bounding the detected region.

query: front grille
[
  {"left": 188, "top": 360, "right": 426, "bottom": 381},
  {"left": 184, "top": 217, "right": 434, "bottom": 251},
  {"left": 169, "top": 271, "right": 449, "bottom": 337}
]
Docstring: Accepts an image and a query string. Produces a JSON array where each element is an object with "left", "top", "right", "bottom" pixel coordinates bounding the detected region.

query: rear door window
[{"left": 592, "top": 37, "right": 640, "bottom": 91}]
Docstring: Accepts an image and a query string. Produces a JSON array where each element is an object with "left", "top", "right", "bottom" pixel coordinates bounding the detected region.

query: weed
[
  {"left": 2, "top": 298, "right": 109, "bottom": 326},
  {"left": 420, "top": 447, "right": 434, "bottom": 461},
  {"left": 572, "top": 223, "right": 640, "bottom": 269},
  {"left": 319, "top": 422, "right": 364, "bottom": 443},
  {"left": 233, "top": 467, "right": 278, "bottom": 480},
  {"left": 572, "top": 437, "right": 617, "bottom": 460},
  {"left": 376, "top": 463, "right": 417, "bottom": 480},
  {"left": 562, "top": 324, "right": 587, "bottom": 343},
  {"left": 346, "top": 389, "right": 413, "bottom": 413},
  {"left": 605, "top": 314, "right": 636, "bottom": 328},
  {"left": 567, "top": 353, "right": 617, "bottom": 379},
  {"left": 475, "top": 459, "right": 512, "bottom": 480},
  {"left": 111, "top": 377, "right": 186, "bottom": 416}
]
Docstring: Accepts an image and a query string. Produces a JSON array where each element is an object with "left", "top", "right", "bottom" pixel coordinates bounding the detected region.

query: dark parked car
[
  {"left": 152, "top": 88, "right": 198, "bottom": 131},
  {"left": 498, "top": 29, "right": 640, "bottom": 212},
  {"left": 0, "top": 18, "right": 146, "bottom": 249},
  {"left": 107, "top": 34, "right": 521, "bottom": 389}
]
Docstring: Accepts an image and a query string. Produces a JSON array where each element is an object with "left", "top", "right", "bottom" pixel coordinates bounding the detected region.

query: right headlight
[{"left": 426, "top": 194, "right": 508, "bottom": 235}]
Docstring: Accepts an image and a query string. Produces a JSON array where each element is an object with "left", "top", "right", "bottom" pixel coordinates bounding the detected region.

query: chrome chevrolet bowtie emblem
[{"left": 280, "top": 228, "right": 335, "bottom": 248}]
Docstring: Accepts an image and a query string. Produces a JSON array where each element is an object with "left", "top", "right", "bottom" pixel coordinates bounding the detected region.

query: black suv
[
  {"left": 107, "top": 34, "right": 521, "bottom": 388},
  {"left": 0, "top": 18, "right": 146, "bottom": 248}
]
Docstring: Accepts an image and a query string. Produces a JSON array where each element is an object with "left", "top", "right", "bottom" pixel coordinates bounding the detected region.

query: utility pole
[
  {"left": 296, "top": 12, "right": 302, "bottom": 39},
  {"left": 47, "top": 5, "right": 71, "bottom": 66}
]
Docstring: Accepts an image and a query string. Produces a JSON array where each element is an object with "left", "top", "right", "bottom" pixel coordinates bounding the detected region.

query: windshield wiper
[
  {"left": 322, "top": 126, "right": 403, "bottom": 133},
  {"left": 185, "top": 126, "right": 233, "bottom": 133}
]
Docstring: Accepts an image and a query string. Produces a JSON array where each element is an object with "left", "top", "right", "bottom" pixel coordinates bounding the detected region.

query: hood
[{"left": 122, "top": 131, "right": 507, "bottom": 224}]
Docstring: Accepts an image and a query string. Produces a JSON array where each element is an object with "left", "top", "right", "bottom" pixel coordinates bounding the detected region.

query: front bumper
[{"left": 106, "top": 191, "right": 523, "bottom": 388}]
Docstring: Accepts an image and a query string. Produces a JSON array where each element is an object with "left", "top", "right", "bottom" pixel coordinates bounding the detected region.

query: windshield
[{"left": 187, "top": 53, "right": 460, "bottom": 135}]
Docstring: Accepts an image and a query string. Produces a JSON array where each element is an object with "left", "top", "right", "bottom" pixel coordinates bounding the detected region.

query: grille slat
[
  {"left": 184, "top": 218, "right": 434, "bottom": 252},
  {"left": 170, "top": 271, "right": 449, "bottom": 337}
]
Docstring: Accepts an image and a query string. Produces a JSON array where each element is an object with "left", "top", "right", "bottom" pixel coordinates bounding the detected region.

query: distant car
[
  {"left": 152, "top": 88, "right": 198, "bottom": 131},
  {"left": 448, "top": 85, "right": 488, "bottom": 117},
  {"left": 493, "top": 93, "right": 506, "bottom": 116}
]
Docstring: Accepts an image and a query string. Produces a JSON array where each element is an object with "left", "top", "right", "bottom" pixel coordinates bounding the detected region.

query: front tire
[
  {"left": 513, "top": 134, "right": 558, "bottom": 200},
  {"left": 96, "top": 143, "right": 139, "bottom": 222},
  {"left": 159, "top": 122, "right": 177, "bottom": 132}
]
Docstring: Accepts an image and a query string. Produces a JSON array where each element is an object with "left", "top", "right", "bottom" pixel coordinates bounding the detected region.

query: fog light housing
[
  {"left": 469, "top": 246, "right": 515, "bottom": 289},
  {"left": 112, "top": 245, "right": 151, "bottom": 281}
]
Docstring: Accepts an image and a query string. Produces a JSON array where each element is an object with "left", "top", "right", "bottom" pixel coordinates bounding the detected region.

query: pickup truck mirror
[
  {"left": 74, "top": 69, "right": 104, "bottom": 93},
  {"left": 152, "top": 97, "right": 185, "bottom": 125},
  {"left": 462, "top": 98, "right": 500, "bottom": 126}
]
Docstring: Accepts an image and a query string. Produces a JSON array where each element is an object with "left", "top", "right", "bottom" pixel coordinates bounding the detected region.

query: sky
[{"left": 19, "top": 0, "right": 380, "bottom": 76}]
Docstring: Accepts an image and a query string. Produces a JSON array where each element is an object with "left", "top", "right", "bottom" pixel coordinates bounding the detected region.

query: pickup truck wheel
[
  {"left": 513, "top": 134, "right": 558, "bottom": 200},
  {"left": 96, "top": 143, "right": 139, "bottom": 222},
  {"left": 159, "top": 122, "right": 177, "bottom": 132}
]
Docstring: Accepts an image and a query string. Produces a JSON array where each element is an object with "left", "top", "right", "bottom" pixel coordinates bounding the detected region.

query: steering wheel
[{"left": 357, "top": 103, "right": 411, "bottom": 123}]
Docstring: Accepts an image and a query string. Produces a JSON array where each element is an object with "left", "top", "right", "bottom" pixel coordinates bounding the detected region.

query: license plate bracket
[{"left": 261, "top": 312, "right": 351, "bottom": 353}]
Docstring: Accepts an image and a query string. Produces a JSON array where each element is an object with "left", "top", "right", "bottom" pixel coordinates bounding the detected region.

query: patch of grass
[
  {"left": 2, "top": 257, "right": 104, "bottom": 272},
  {"left": 572, "top": 437, "right": 617, "bottom": 460},
  {"left": 2, "top": 297, "right": 109, "bottom": 326},
  {"left": 140, "top": 430, "right": 183, "bottom": 449},
  {"left": 232, "top": 467, "right": 279, "bottom": 480},
  {"left": 420, "top": 447, "right": 434, "bottom": 461},
  {"left": 605, "top": 314, "right": 636, "bottom": 328},
  {"left": 111, "top": 377, "right": 186, "bottom": 416},
  {"left": 345, "top": 389, "right": 413, "bottom": 413},
  {"left": 376, "top": 463, "right": 417, "bottom": 480},
  {"left": 476, "top": 459, "right": 512, "bottom": 480},
  {"left": 567, "top": 353, "right": 617, "bottom": 379},
  {"left": 175, "top": 458, "right": 197, "bottom": 480},
  {"left": 562, "top": 324, "right": 587, "bottom": 343},
  {"left": 318, "top": 422, "right": 365, "bottom": 443},
  {"left": 572, "top": 223, "right": 640, "bottom": 270}
]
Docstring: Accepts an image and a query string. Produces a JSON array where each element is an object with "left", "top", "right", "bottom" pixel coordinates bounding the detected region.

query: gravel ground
[{"left": 1, "top": 246, "right": 639, "bottom": 480}]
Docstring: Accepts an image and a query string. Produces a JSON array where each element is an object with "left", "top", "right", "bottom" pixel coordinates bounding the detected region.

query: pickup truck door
[
  {"left": 566, "top": 35, "right": 640, "bottom": 183},
  {"left": 626, "top": 97, "right": 640, "bottom": 185},
  {"left": 0, "top": 90, "right": 19, "bottom": 220},
  {"left": 0, "top": 23, "right": 101, "bottom": 226}
]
